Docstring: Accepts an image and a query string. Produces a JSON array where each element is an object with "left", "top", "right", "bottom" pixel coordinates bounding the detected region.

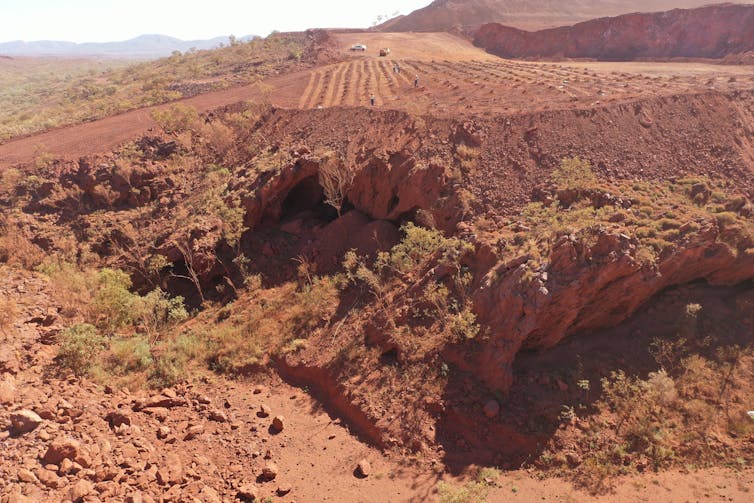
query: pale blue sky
[{"left": 0, "top": 0, "right": 430, "bottom": 43}]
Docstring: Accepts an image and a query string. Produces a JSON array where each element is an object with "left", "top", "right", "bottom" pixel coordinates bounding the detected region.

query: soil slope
[
  {"left": 474, "top": 3, "right": 754, "bottom": 60},
  {"left": 378, "top": 0, "right": 751, "bottom": 32}
]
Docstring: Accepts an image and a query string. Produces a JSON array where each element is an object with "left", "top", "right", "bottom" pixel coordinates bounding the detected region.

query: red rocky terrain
[
  {"left": 3, "top": 13, "right": 754, "bottom": 502},
  {"left": 378, "top": 0, "right": 751, "bottom": 32},
  {"left": 474, "top": 3, "right": 754, "bottom": 60}
]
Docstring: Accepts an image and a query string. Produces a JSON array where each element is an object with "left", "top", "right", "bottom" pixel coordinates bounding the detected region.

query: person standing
[
  {"left": 370, "top": 94, "right": 376, "bottom": 106},
  {"left": 414, "top": 75, "right": 419, "bottom": 88}
]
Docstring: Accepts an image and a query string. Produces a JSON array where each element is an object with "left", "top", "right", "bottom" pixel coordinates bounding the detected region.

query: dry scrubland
[
  {"left": 1, "top": 19, "right": 754, "bottom": 503},
  {"left": 0, "top": 34, "right": 306, "bottom": 142}
]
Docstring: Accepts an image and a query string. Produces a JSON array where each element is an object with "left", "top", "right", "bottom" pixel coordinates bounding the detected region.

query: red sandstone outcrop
[
  {"left": 474, "top": 4, "right": 754, "bottom": 60},
  {"left": 378, "top": 0, "right": 743, "bottom": 32},
  {"left": 470, "top": 220, "right": 754, "bottom": 391}
]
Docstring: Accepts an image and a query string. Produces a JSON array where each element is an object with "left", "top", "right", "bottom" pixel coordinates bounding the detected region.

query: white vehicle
[{"left": 350, "top": 44, "right": 367, "bottom": 51}]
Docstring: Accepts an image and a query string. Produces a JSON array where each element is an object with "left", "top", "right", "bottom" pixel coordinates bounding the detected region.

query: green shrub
[
  {"left": 104, "top": 336, "right": 154, "bottom": 376},
  {"left": 151, "top": 104, "right": 200, "bottom": 134},
  {"left": 437, "top": 467, "right": 499, "bottom": 503},
  {"left": 134, "top": 288, "right": 188, "bottom": 339},
  {"left": 205, "top": 324, "right": 263, "bottom": 374},
  {"left": 150, "top": 332, "right": 203, "bottom": 387},
  {"left": 287, "top": 275, "right": 342, "bottom": 335},
  {"left": 57, "top": 323, "right": 107, "bottom": 376},
  {"left": 450, "top": 307, "right": 480, "bottom": 340},
  {"left": 386, "top": 222, "right": 472, "bottom": 273},
  {"left": 551, "top": 157, "right": 597, "bottom": 189},
  {"left": 92, "top": 268, "right": 137, "bottom": 333}
]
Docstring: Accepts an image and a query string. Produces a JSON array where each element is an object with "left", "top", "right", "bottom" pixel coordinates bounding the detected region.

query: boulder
[
  {"left": 17, "top": 468, "right": 38, "bottom": 483},
  {"left": 209, "top": 409, "right": 228, "bottom": 423},
  {"left": 356, "top": 459, "right": 371, "bottom": 478},
  {"left": 237, "top": 484, "right": 259, "bottom": 501},
  {"left": 258, "top": 404, "right": 271, "bottom": 418},
  {"left": 10, "top": 410, "right": 43, "bottom": 434},
  {"left": 42, "top": 437, "right": 82, "bottom": 465},
  {"left": 183, "top": 423, "right": 204, "bottom": 440},
  {"left": 277, "top": 485, "right": 292, "bottom": 496},
  {"left": 105, "top": 410, "right": 132, "bottom": 429},
  {"left": 156, "top": 453, "right": 183, "bottom": 486},
  {"left": 0, "top": 346, "right": 20, "bottom": 375},
  {"left": 35, "top": 468, "right": 61, "bottom": 488},
  {"left": 261, "top": 462, "right": 278, "bottom": 481},
  {"left": 0, "top": 379, "right": 16, "bottom": 404},
  {"left": 271, "top": 415, "right": 285, "bottom": 432},
  {"left": 5, "top": 488, "right": 36, "bottom": 503},
  {"left": 199, "top": 485, "right": 222, "bottom": 503},
  {"left": 69, "top": 479, "right": 93, "bottom": 501}
]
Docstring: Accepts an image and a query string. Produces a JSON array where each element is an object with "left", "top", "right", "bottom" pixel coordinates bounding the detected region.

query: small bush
[
  {"left": 92, "top": 268, "right": 137, "bottom": 333},
  {"left": 437, "top": 467, "right": 499, "bottom": 503},
  {"left": 104, "top": 336, "right": 154, "bottom": 376},
  {"left": 386, "top": 222, "right": 472, "bottom": 273},
  {"left": 0, "top": 217, "right": 45, "bottom": 269},
  {"left": 150, "top": 332, "right": 203, "bottom": 387},
  {"left": 134, "top": 288, "right": 188, "bottom": 339},
  {"left": 450, "top": 307, "right": 480, "bottom": 340},
  {"left": 57, "top": 324, "right": 107, "bottom": 376},
  {"left": 38, "top": 262, "right": 187, "bottom": 337},
  {"left": 151, "top": 104, "right": 200, "bottom": 134},
  {"left": 205, "top": 324, "right": 263, "bottom": 374},
  {"left": 287, "top": 275, "right": 342, "bottom": 336},
  {"left": 551, "top": 157, "right": 597, "bottom": 189}
]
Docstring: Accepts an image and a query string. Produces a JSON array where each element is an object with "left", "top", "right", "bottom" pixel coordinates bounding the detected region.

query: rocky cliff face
[
  {"left": 471, "top": 210, "right": 754, "bottom": 391},
  {"left": 379, "top": 0, "right": 750, "bottom": 32},
  {"left": 474, "top": 4, "right": 754, "bottom": 60}
]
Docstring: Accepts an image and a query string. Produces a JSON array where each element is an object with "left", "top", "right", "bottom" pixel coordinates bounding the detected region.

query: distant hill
[
  {"left": 378, "top": 0, "right": 753, "bottom": 32},
  {"left": 473, "top": 3, "right": 754, "bottom": 60},
  {"left": 0, "top": 34, "right": 257, "bottom": 59}
]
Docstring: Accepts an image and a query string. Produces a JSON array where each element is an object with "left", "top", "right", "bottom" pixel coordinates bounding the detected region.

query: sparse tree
[
  {"left": 171, "top": 235, "right": 206, "bottom": 304},
  {"left": 111, "top": 206, "right": 168, "bottom": 287},
  {"left": 318, "top": 152, "right": 353, "bottom": 217}
]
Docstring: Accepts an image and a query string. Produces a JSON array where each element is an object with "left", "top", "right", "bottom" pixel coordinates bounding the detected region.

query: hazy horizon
[{"left": 0, "top": 0, "right": 429, "bottom": 44}]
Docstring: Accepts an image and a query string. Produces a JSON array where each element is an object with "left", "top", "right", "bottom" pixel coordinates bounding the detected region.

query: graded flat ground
[{"left": 334, "top": 32, "right": 499, "bottom": 61}]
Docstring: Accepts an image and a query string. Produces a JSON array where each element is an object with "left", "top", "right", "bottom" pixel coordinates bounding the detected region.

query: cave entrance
[{"left": 280, "top": 175, "right": 338, "bottom": 222}]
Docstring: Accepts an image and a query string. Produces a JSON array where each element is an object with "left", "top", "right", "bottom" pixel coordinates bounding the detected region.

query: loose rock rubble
[{"left": 1, "top": 271, "right": 408, "bottom": 502}]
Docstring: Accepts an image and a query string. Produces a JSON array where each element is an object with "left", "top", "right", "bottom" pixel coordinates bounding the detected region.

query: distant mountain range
[
  {"left": 0, "top": 34, "right": 257, "bottom": 59},
  {"left": 378, "top": 0, "right": 753, "bottom": 32}
]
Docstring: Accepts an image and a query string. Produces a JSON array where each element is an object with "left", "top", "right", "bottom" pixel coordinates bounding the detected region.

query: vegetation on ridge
[{"left": 0, "top": 33, "right": 306, "bottom": 142}]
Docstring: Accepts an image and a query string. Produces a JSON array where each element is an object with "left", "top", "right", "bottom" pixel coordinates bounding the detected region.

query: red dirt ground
[
  {"left": 3, "top": 270, "right": 753, "bottom": 502},
  {"left": 2, "top": 32, "right": 753, "bottom": 170},
  {"left": 4, "top": 25, "right": 754, "bottom": 503}
]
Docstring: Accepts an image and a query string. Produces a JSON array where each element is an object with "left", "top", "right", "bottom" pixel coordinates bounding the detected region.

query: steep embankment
[
  {"left": 379, "top": 0, "right": 750, "bottom": 32},
  {"left": 474, "top": 3, "right": 754, "bottom": 60}
]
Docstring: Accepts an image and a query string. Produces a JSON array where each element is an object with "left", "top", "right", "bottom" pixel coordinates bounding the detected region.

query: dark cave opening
[{"left": 280, "top": 175, "right": 338, "bottom": 222}]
